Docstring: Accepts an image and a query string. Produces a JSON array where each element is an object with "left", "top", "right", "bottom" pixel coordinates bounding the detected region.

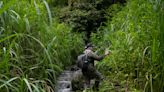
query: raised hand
[{"left": 104, "top": 48, "right": 110, "bottom": 56}]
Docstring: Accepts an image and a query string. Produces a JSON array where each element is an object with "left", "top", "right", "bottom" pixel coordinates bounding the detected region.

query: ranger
[{"left": 77, "top": 43, "right": 110, "bottom": 91}]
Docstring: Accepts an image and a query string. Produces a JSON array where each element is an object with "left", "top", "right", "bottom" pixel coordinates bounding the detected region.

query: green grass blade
[
  {"left": 23, "top": 78, "right": 33, "bottom": 92},
  {"left": 43, "top": 0, "right": 52, "bottom": 25},
  {"left": 31, "top": 83, "right": 40, "bottom": 92},
  {"left": 0, "top": 34, "right": 18, "bottom": 43},
  {"left": 34, "top": 0, "right": 40, "bottom": 15},
  {"left": 0, "top": 0, "right": 16, "bottom": 15},
  {"left": 0, "top": 77, "right": 19, "bottom": 89}
]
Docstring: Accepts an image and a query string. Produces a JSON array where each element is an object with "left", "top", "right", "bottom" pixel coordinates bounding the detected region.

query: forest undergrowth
[
  {"left": 0, "top": 0, "right": 163, "bottom": 92},
  {"left": 0, "top": 0, "right": 83, "bottom": 92},
  {"left": 91, "top": 0, "right": 164, "bottom": 92}
]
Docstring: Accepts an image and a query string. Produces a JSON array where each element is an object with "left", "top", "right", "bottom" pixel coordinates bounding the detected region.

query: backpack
[{"left": 76, "top": 53, "right": 89, "bottom": 69}]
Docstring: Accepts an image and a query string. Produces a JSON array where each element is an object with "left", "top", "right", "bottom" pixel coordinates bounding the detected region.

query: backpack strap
[{"left": 83, "top": 52, "right": 90, "bottom": 63}]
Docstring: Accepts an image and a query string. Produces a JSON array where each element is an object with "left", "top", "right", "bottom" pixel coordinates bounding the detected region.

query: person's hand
[{"left": 104, "top": 49, "right": 110, "bottom": 56}]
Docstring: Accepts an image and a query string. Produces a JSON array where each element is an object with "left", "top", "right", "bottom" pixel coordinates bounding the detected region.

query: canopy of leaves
[{"left": 58, "top": 0, "right": 126, "bottom": 32}]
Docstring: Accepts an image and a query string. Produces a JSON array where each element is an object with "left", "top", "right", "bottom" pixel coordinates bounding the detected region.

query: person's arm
[
  {"left": 89, "top": 49, "right": 110, "bottom": 61},
  {"left": 89, "top": 52, "right": 105, "bottom": 61}
]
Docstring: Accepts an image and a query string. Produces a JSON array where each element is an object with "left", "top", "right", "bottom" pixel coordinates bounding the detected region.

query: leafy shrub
[
  {"left": 0, "top": 0, "right": 83, "bottom": 91},
  {"left": 91, "top": 0, "right": 163, "bottom": 91}
]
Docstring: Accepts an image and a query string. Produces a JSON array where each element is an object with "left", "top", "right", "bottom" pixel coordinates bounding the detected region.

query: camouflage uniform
[{"left": 81, "top": 49, "right": 105, "bottom": 90}]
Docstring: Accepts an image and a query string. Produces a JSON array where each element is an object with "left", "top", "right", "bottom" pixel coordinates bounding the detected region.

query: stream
[{"left": 55, "top": 66, "right": 83, "bottom": 92}]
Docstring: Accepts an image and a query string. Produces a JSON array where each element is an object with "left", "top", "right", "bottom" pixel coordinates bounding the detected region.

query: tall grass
[
  {"left": 0, "top": 0, "right": 83, "bottom": 91},
  {"left": 157, "top": 0, "right": 164, "bottom": 91},
  {"left": 91, "top": 0, "right": 163, "bottom": 91}
]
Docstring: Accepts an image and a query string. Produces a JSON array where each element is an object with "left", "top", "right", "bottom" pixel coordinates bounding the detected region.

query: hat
[{"left": 85, "top": 43, "right": 94, "bottom": 49}]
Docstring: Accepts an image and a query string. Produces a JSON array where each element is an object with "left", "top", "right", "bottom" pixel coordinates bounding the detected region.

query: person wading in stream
[{"left": 77, "top": 43, "right": 110, "bottom": 91}]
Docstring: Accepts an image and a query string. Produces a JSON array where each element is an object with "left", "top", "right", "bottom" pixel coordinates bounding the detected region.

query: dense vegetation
[
  {"left": 57, "top": 0, "right": 126, "bottom": 44},
  {"left": 91, "top": 0, "right": 164, "bottom": 92},
  {"left": 0, "top": 0, "right": 163, "bottom": 92},
  {"left": 0, "top": 0, "right": 83, "bottom": 91}
]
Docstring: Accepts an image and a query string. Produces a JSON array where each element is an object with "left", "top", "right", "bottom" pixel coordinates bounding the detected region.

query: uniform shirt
[{"left": 84, "top": 49, "right": 105, "bottom": 66}]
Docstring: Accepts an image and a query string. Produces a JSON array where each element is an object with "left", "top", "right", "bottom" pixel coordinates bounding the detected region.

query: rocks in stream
[{"left": 55, "top": 66, "right": 83, "bottom": 92}]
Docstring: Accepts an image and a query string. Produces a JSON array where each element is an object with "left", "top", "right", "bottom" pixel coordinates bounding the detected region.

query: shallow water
[{"left": 55, "top": 66, "right": 82, "bottom": 92}]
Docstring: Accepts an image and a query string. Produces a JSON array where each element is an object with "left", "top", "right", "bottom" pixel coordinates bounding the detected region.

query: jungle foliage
[
  {"left": 57, "top": 0, "right": 126, "bottom": 44},
  {"left": 0, "top": 0, "right": 83, "bottom": 92},
  {"left": 91, "top": 0, "right": 164, "bottom": 92},
  {"left": 0, "top": 0, "right": 163, "bottom": 92}
]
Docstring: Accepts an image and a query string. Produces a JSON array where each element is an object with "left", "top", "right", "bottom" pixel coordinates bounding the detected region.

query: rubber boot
[
  {"left": 84, "top": 79, "right": 90, "bottom": 90},
  {"left": 93, "top": 80, "right": 100, "bottom": 91}
]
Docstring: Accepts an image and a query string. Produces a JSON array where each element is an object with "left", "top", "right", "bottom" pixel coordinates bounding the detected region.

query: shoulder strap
[{"left": 84, "top": 52, "right": 90, "bottom": 62}]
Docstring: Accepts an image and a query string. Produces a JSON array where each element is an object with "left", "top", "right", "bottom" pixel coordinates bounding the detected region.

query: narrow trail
[{"left": 55, "top": 66, "right": 82, "bottom": 92}]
